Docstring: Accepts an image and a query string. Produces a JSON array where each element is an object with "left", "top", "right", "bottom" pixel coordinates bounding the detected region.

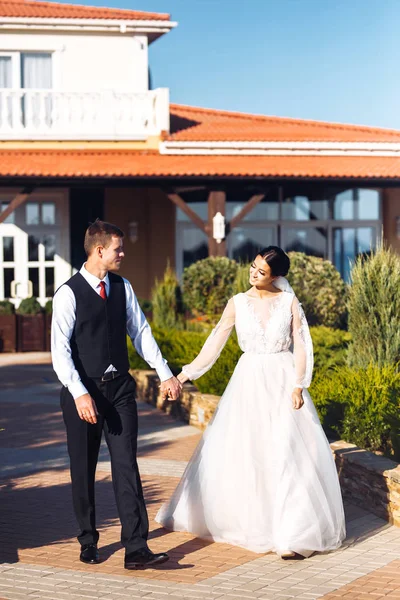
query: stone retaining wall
[{"left": 132, "top": 368, "right": 400, "bottom": 527}]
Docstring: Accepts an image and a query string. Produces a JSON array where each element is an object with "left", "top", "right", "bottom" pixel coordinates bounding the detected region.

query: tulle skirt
[{"left": 156, "top": 351, "right": 346, "bottom": 556}]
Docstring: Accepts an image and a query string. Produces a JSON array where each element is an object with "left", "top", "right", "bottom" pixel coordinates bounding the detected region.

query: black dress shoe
[
  {"left": 80, "top": 543, "right": 100, "bottom": 564},
  {"left": 124, "top": 548, "right": 169, "bottom": 569}
]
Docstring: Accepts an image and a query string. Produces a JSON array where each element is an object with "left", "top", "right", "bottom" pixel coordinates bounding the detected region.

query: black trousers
[{"left": 60, "top": 373, "right": 149, "bottom": 553}]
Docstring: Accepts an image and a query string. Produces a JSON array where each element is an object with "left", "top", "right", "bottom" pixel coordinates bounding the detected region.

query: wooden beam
[
  {"left": 229, "top": 194, "right": 265, "bottom": 230},
  {"left": 167, "top": 193, "right": 207, "bottom": 233},
  {"left": 208, "top": 190, "right": 226, "bottom": 257},
  {"left": 0, "top": 187, "right": 35, "bottom": 224}
]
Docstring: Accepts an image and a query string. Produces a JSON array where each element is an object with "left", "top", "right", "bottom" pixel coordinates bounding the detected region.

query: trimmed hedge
[
  {"left": 0, "top": 300, "right": 14, "bottom": 315},
  {"left": 182, "top": 256, "right": 238, "bottom": 316},
  {"left": 17, "top": 297, "right": 42, "bottom": 315},
  {"left": 128, "top": 325, "right": 350, "bottom": 401}
]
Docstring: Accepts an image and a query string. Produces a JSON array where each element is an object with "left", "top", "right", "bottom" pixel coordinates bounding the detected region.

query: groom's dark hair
[
  {"left": 258, "top": 246, "right": 290, "bottom": 277},
  {"left": 84, "top": 218, "right": 124, "bottom": 256}
]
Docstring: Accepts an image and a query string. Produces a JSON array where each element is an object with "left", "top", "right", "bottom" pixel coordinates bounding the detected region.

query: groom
[{"left": 51, "top": 219, "right": 181, "bottom": 569}]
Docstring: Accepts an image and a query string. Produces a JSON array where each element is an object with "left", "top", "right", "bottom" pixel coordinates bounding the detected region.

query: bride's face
[{"left": 249, "top": 255, "right": 276, "bottom": 287}]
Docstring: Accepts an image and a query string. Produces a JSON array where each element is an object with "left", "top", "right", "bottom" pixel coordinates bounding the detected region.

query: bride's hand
[
  {"left": 177, "top": 372, "right": 189, "bottom": 385},
  {"left": 292, "top": 388, "right": 304, "bottom": 410}
]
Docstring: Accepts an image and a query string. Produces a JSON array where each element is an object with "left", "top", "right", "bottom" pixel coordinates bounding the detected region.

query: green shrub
[
  {"left": 320, "top": 363, "right": 400, "bottom": 459},
  {"left": 347, "top": 244, "right": 400, "bottom": 368},
  {"left": 129, "top": 324, "right": 349, "bottom": 399},
  {"left": 311, "top": 326, "right": 351, "bottom": 375},
  {"left": 17, "top": 297, "right": 42, "bottom": 315},
  {"left": 309, "top": 370, "right": 345, "bottom": 437},
  {"left": 44, "top": 300, "right": 53, "bottom": 314},
  {"left": 151, "top": 263, "right": 184, "bottom": 329},
  {"left": 137, "top": 297, "right": 152, "bottom": 317},
  {"left": 182, "top": 256, "right": 238, "bottom": 316},
  {"left": 308, "top": 327, "right": 351, "bottom": 435},
  {"left": 287, "top": 252, "right": 348, "bottom": 328},
  {"left": 233, "top": 262, "right": 251, "bottom": 294},
  {"left": 0, "top": 300, "right": 15, "bottom": 315},
  {"left": 128, "top": 327, "right": 208, "bottom": 376}
]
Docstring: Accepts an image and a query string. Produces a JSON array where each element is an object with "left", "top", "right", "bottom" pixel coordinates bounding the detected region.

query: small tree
[
  {"left": 151, "top": 263, "right": 183, "bottom": 329},
  {"left": 347, "top": 244, "right": 400, "bottom": 368}
]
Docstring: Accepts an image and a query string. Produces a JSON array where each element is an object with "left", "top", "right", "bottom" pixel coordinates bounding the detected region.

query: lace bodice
[{"left": 182, "top": 285, "right": 314, "bottom": 388}]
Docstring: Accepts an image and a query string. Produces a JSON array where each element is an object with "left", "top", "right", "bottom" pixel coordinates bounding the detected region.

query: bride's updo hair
[{"left": 258, "top": 246, "right": 290, "bottom": 277}]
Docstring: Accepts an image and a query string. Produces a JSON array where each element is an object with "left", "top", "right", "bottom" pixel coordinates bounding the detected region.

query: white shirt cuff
[
  {"left": 68, "top": 381, "right": 89, "bottom": 400},
  {"left": 156, "top": 363, "right": 173, "bottom": 382}
]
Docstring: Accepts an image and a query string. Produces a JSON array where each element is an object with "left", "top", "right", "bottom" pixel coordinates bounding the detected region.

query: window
[
  {"left": 0, "top": 202, "right": 14, "bottom": 224},
  {"left": 229, "top": 227, "right": 276, "bottom": 262},
  {"left": 283, "top": 227, "right": 327, "bottom": 258},
  {"left": 334, "top": 226, "right": 375, "bottom": 281},
  {"left": 0, "top": 56, "right": 12, "bottom": 128},
  {"left": 175, "top": 186, "right": 382, "bottom": 281},
  {"left": 282, "top": 195, "right": 329, "bottom": 221},
  {"left": 21, "top": 53, "right": 53, "bottom": 128},
  {"left": 181, "top": 228, "right": 208, "bottom": 270},
  {"left": 0, "top": 52, "right": 53, "bottom": 130}
]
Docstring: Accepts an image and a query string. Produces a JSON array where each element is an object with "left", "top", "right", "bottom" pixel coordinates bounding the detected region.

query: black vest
[{"left": 64, "top": 271, "right": 130, "bottom": 379}]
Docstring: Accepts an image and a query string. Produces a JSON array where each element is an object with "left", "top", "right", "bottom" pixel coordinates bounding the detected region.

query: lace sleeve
[
  {"left": 291, "top": 296, "right": 314, "bottom": 388},
  {"left": 182, "top": 298, "right": 236, "bottom": 381}
]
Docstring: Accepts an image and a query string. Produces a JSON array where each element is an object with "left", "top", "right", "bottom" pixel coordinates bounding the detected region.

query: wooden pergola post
[
  {"left": 207, "top": 190, "right": 226, "bottom": 257},
  {"left": 167, "top": 187, "right": 266, "bottom": 260}
]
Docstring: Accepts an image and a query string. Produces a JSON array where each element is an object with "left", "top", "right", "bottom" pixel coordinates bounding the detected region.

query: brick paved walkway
[{"left": 1, "top": 355, "right": 400, "bottom": 599}]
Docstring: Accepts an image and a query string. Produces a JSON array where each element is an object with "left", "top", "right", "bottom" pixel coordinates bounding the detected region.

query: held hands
[
  {"left": 292, "top": 388, "right": 304, "bottom": 410},
  {"left": 177, "top": 372, "right": 189, "bottom": 385},
  {"left": 75, "top": 393, "right": 99, "bottom": 424},
  {"left": 160, "top": 375, "right": 183, "bottom": 402}
]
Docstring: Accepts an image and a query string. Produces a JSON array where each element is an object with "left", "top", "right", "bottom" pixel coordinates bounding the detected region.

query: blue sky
[{"left": 64, "top": 0, "right": 400, "bottom": 129}]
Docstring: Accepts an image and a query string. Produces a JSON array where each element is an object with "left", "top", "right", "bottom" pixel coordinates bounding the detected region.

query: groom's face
[
  {"left": 101, "top": 235, "right": 125, "bottom": 271},
  {"left": 250, "top": 256, "right": 275, "bottom": 287}
]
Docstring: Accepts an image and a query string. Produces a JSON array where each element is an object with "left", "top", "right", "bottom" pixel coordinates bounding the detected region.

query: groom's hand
[
  {"left": 75, "top": 393, "right": 99, "bottom": 424},
  {"left": 160, "top": 376, "right": 182, "bottom": 402}
]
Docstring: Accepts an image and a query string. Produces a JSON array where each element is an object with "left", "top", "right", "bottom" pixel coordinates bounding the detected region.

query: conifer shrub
[
  {"left": 347, "top": 244, "right": 400, "bottom": 368},
  {"left": 151, "top": 263, "right": 184, "bottom": 329}
]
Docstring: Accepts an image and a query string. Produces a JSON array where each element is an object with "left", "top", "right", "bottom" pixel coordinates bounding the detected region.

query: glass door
[{"left": 0, "top": 192, "right": 70, "bottom": 307}]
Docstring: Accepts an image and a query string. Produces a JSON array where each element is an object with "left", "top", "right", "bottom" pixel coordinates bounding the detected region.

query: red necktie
[{"left": 99, "top": 281, "right": 107, "bottom": 300}]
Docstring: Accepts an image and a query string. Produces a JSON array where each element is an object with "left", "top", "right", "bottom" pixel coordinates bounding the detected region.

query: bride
[{"left": 156, "top": 246, "right": 346, "bottom": 558}]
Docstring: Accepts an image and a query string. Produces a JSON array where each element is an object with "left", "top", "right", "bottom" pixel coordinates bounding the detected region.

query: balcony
[{"left": 0, "top": 87, "right": 169, "bottom": 140}]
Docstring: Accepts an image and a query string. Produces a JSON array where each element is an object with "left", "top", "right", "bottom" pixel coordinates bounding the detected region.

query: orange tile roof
[
  {"left": 0, "top": 0, "right": 170, "bottom": 21},
  {"left": 169, "top": 104, "right": 400, "bottom": 143},
  {"left": 0, "top": 149, "right": 400, "bottom": 179}
]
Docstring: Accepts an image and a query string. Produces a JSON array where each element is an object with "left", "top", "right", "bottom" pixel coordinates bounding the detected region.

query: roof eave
[
  {"left": 0, "top": 16, "right": 177, "bottom": 38},
  {"left": 161, "top": 140, "right": 400, "bottom": 156}
]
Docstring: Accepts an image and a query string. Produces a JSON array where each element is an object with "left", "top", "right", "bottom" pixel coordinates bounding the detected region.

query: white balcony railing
[{"left": 0, "top": 87, "right": 170, "bottom": 140}]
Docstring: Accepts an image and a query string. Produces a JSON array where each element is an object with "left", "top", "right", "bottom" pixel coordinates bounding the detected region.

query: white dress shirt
[{"left": 51, "top": 264, "right": 173, "bottom": 400}]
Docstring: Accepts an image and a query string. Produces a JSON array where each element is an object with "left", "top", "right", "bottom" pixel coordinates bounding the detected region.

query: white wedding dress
[{"left": 156, "top": 278, "right": 346, "bottom": 556}]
